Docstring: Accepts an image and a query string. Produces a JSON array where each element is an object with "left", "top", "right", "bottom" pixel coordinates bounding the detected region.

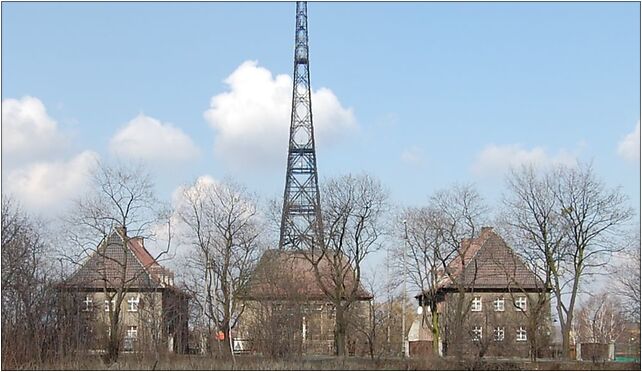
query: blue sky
[{"left": 2, "top": 1, "right": 640, "bottom": 236}]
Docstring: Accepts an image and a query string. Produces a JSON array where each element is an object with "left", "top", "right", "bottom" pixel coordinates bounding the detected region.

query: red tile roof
[
  {"left": 63, "top": 228, "right": 175, "bottom": 290},
  {"left": 239, "top": 250, "right": 372, "bottom": 301},
  {"left": 435, "top": 227, "right": 544, "bottom": 291}
]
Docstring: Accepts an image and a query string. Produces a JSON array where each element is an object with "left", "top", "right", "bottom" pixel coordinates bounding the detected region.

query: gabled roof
[
  {"left": 434, "top": 227, "right": 544, "bottom": 292},
  {"left": 239, "top": 249, "right": 372, "bottom": 301},
  {"left": 63, "top": 228, "right": 176, "bottom": 291}
]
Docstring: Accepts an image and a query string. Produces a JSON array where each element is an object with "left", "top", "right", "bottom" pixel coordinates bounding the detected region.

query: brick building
[
  {"left": 411, "top": 227, "right": 551, "bottom": 359},
  {"left": 60, "top": 228, "right": 189, "bottom": 353}
]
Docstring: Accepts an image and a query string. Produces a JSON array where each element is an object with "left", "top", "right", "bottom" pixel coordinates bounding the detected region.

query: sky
[{"left": 2, "top": 1, "right": 640, "bottom": 273}]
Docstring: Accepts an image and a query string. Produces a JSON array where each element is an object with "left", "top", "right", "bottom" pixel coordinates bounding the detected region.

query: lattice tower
[{"left": 278, "top": 1, "right": 323, "bottom": 251}]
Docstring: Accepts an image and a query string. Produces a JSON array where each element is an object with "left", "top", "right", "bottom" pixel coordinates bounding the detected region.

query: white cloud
[
  {"left": 3, "top": 151, "right": 99, "bottom": 213},
  {"left": 204, "top": 60, "right": 357, "bottom": 169},
  {"left": 401, "top": 145, "right": 425, "bottom": 165},
  {"left": 2, "top": 96, "right": 69, "bottom": 163},
  {"left": 171, "top": 175, "right": 218, "bottom": 207},
  {"left": 109, "top": 114, "right": 200, "bottom": 164},
  {"left": 617, "top": 121, "right": 640, "bottom": 162},
  {"left": 472, "top": 144, "right": 577, "bottom": 176}
]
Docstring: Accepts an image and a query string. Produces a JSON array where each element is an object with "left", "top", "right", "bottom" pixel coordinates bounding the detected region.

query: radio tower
[{"left": 279, "top": 1, "right": 323, "bottom": 251}]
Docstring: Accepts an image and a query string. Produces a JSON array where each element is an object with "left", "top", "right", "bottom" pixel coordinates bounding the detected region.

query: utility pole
[
  {"left": 402, "top": 220, "right": 408, "bottom": 358},
  {"left": 386, "top": 233, "right": 391, "bottom": 347},
  {"left": 279, "top": 1, "right": 323, "bottom": 252}
]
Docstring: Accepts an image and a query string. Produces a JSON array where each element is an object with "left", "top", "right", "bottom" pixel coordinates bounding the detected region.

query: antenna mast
[{"left": 279, "top": 1, "right": 323, "bottom": 251}]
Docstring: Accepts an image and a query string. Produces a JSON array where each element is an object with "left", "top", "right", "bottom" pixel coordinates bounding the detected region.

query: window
[
  {"left": 126, "top": 326, "right": 138, "bottom": 339},
  {"left": 514, "top": 296, "right": 527, "bottom": 311},
  {"left": 493, "top": 327, "right": 505, "bottom": 341},
  {"left": 516, "top": 326, "right": 527, "bottom": 341},
  {"left": 104, "top": 299, "right": 115, "bottom": 312},
  {"left": 83, "top": 295, "right": 93, "bottom": 312},
  {"left": 472, "top": 326, "right": 482, "bottom": 341},
  {"left": 127, "top": 296, "right": 140, "bottom": 312},
  {"left": 124, "top": 326, "right": 138, "bottom": 352},
  {"left": 327, "top": 304, "right": 335, "bottom": 319},
  {"left": 471, "top": 296, "right": 482, "bottom": 312},
  {"left": 493, "top": 298, "right": 505, "bottom": 312}
]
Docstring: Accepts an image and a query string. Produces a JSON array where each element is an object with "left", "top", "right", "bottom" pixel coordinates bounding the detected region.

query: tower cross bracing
[{"left": 279, "top": 1, "right": 323, "bottom": 251}]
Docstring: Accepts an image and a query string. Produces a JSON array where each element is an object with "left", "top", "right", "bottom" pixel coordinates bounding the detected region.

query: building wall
[
  {"left": 78, "top": 290, "right": 187, "bottom": 353},
  {"left": 440, "top": 291, "right": 551, "bottom": 358},
  {"left": 237, "top": 299, "right": 371, "bottom": 356}
]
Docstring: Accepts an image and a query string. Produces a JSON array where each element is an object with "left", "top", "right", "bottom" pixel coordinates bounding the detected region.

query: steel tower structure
[{"left": 279, "top": 1, "right": 323, "bottom": 251}]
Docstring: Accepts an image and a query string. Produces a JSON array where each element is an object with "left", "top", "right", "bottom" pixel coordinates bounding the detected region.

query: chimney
[{"left": 115, "top": 225, "right": 127, "bottom": 237}]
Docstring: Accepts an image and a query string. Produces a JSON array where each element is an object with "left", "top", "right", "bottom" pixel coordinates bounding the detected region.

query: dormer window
[{"left": 127, "top": 296, "right": 140, "bottom": 312}]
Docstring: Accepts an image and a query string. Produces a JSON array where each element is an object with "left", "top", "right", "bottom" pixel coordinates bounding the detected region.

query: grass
[{"left": 11, "top": 354, "right": 642, "bottom": 371}]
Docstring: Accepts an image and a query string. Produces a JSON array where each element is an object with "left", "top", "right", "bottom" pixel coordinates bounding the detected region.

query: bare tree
[
  {"left": 501, "top": 163, "right": 633, "bottom": 359},
  {"left": 301, "top": 173, "right": 389, "bottom": 357},
  {"left": 613, "top": 229, "right": 641, "bottom": 321},
  {"left": 499, "top": 165, "right": 562, "bottom": 360},
  {"left": 399, "top": 205, "right": 445, "bottom": 356},
  {"left": 239, "top": 259, "right": 309, "bottom": 358},
  {"left": 63, "top": 162, "right": 168, "bottom": 364},
  {"left": 348, "top": 272, "right": 389, "bottom": 359},
  {"left": 1, "top": 197, "right": 49, "bottom": 367},
  {"left": 402, "top": 184, "right": 488, "bottom": 360},
  {"left": 575, "top": 292, "right": 626, "bottom": 344},
  {"left": 553, "top": 164, "right": 632, "bottom": 358},
  {"left": 176, "top": 177, "right": 263, "bottom": 359}
]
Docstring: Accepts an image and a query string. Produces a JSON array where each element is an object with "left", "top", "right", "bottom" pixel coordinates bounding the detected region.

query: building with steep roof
[
  {"left": 411, "top": 227, "right": 551, "bottom": 359},
  {"left": 236, "top": 250, "right": 373, "bottom": 356},
  {"left": 60, "top": 227, "right": 189, "bottom": 354}
]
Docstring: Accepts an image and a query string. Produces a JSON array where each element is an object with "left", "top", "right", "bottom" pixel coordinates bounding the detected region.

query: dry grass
[{"left": 11, "top": 354, "right": 641, "bottom": 371}]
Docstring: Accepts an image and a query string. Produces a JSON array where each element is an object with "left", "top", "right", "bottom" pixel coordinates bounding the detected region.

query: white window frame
[
  {"left": 471, "top": 296, "right": 482, "bottom": 312},
  {"left": 515, "top": 296, "right": 527, "bottom": 311},
  {"left": 472, "top": 326, "right": 483, "bottom": 341},
  {"left": 493, "top": 297, "right": 505, "bottom": 312},
  {"left": 516, "top": 326, "right": 528, "bottom": 341},
  {"left": 127, "top": 296, "right": 140, "bottom": 312},
  {"left": 83, "top": 295, "right": 93, "bottom": 312},
  {"left": 493, "top": 327, "right": 505, "bottom": 341},
  {"left": 104, "top": 298, "right": 115, "bottom": 312},
  {"left": 126, "top": 325, "right": 138, "bottom": 339}
]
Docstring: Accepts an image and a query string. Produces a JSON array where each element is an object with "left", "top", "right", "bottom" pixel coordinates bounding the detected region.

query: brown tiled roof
[
  {"left": 63, "top": 229, "right": 175, "bottom": 291},
  {"left": 436, "top": 227, "right": 544, "bottom": 291},
  {"left": 239, "top": 250, "right": 372, "bottom": 301}
]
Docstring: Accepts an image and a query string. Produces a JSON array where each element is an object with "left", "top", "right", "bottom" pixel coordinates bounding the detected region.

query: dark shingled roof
[
  {"left": 239, "top": 249, "right": 372, "bottom": 301},
  {"left": 435, "top": 227, "right": 544, "bottom": 292},
  {"left": 63, "top": 228, "right": 176, "bottom": 291}
]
